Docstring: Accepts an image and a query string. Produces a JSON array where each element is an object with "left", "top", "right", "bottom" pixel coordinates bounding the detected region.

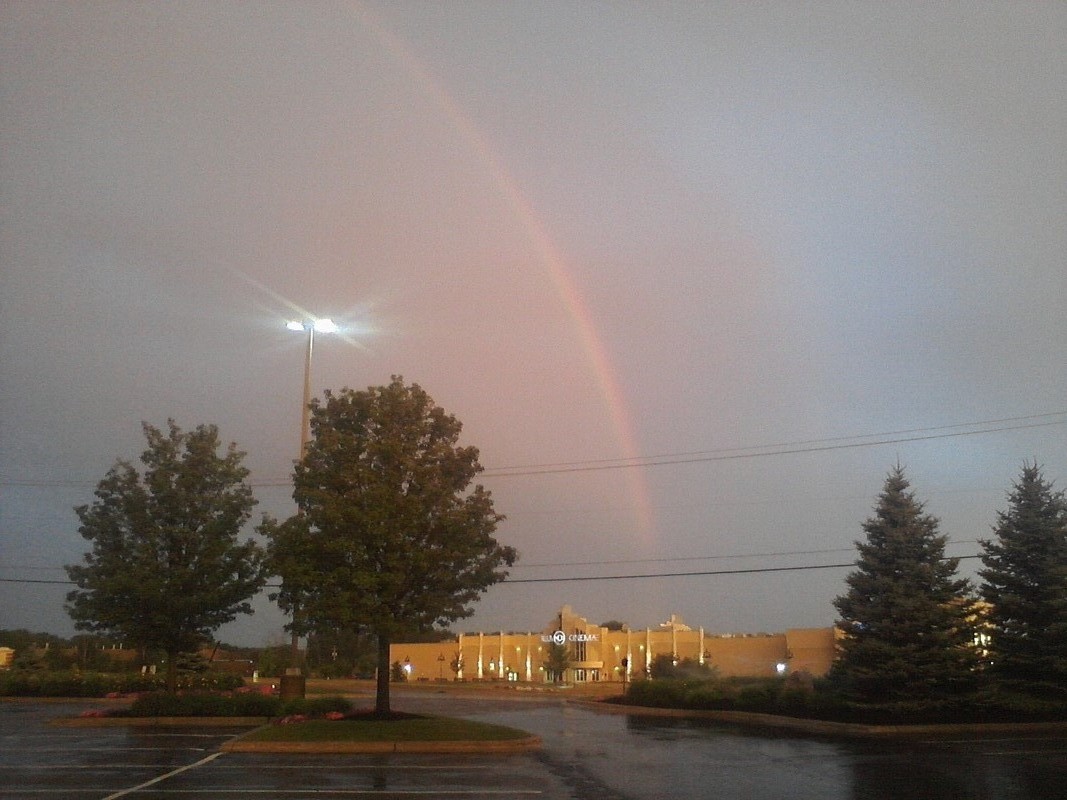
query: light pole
[
  {"left": 281, "top": 317, "right": 338, "bottom": 694},
  {"left": 286, "top": 318, "right": 338, "bottom": 461}
]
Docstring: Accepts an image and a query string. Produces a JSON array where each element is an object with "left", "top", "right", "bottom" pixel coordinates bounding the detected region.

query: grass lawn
[{"left": 240, "top": 714, "right": 532, "bottom": 744}]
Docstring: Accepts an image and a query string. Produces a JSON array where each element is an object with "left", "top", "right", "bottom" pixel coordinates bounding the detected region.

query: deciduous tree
[
  {"left": 260, "top": 513, "right": 315, "bottom": 670},
  {"left": 831, "top": 466, "right": 979, "bottom": 705},
  {"left": 544, "top": 642, "right": 572, "bottom": 683},
  {"left": 66, "top": 421, "right": 264, "bottom": 691},
  {"left": 267, "top": 377, "right": 515, "bottom": 714}
]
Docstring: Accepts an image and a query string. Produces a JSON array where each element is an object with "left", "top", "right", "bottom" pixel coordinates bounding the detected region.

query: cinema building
[{"left": 390, "top": 605, "right": 836, "bottom": 684}]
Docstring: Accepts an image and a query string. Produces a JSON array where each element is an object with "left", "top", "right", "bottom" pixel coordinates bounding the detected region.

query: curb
[
  {"left": 220, "top": 728, "right": 542, "bottom": 754},
  {"left": 573, "top": 700, "right": 1067, "bottom": 739},
  {"left": 50, "top": 716, "right": 271, "bottom": 728}
]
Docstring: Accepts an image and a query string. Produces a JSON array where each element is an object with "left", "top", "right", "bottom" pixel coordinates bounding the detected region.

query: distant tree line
[{"left": 0, "top": 630, "right": 139, "bottom": 672}]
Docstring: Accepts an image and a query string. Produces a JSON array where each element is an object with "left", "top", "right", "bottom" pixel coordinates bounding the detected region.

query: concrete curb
[
  {"left": 50, "top": 715, "right": 270, "bottom": 728},
  {"left": 573, "top": 700, "right": 1067, "bottom": 738},
  {"left": 220, "top": 726, "right": 542, "bottom": 754}
]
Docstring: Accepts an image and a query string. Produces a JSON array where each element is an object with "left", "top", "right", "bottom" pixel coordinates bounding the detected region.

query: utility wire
[
  {"left": 0, "top": 554, "right": 984, "bottom": 587},
  {"left": 514, "top": 540, "right": 981, "bottom": 569},
  {"left": 484, "top": 411, "right": 1067, "bottom": 473},
  {"left": 481, "top": 418, "right": 1067, "bottom": 478},
  {"left": 500, "top": 555, "right": 984, "bottom": 584},
  {"left": 2, "top": 412, "right": 1064, "bottom": 488},
  {"left": 0, "top": 540, "right": 982, "bottom": 576}
]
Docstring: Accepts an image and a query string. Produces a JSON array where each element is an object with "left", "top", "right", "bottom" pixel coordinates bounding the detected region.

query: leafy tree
[
  {"left": 544, "top": 642, "right": 572, "bottom": 683},
  {"left": 254, "top": 643, "right": 290, "bottom": 678},
  {"left": 831, "top": 466, "right": 979, "bottom": 705},
  {"left": 979, "top": 464, "right": 1067, "bottom": 695},
  {"left": 65, "top": 421, "right": 265, "bottom": 691},
  {"left": 304, "top": 627, "right": 378, "bottom": 678},
  {"left": 260, "top": 514, "right": 314, "bottom": 670},
  {"left": 266, "top": 377, "right": 515, "bottom": 714},
  {"left": 599, "top": 620, "right": 627, "bottom": 631},
  {"left": 649, "top": 654, "right": 715, "bottom": 680}
]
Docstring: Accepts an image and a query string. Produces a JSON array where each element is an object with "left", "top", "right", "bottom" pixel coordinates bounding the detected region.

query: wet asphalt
[{"left": 2, "top": 692, "right": 1066, "bottom": 799}]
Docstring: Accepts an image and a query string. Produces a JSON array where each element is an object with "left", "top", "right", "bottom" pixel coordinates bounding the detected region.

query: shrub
[
  {"left": 683, "top": 683, "right": 735, "bottom": 710},
  {"left": 649, "top": 655, "right": 718, "bottom": 681},
  {"left": 230, "top": 692, "right": 284, "bottom": 717},
  {"left": 127, "top": 692, "right": 280, "bottom": 717},
  {"left": 0, "top": 670, "right": 244, "bottom": 698},
  {"left": 121, "top": 692, "right": 353, "bottom": 718},
  {"left": 281, "top": 695, "right": 353, "bottom": 716},
  {"left": 624, "top": 679, "right": 693, "bottom": 708}
]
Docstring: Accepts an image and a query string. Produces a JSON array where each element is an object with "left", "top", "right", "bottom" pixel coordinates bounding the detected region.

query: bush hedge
[
  {"left": 122, "top": 692, "right": 353, "bottom": 718},
  {"left": 620, "top": 677, "right": 1067, "bottom": 724},
  {"left": 0, "top": 670, "right": 243, "bottom": 698}
]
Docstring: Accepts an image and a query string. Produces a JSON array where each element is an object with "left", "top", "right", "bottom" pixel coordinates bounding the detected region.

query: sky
[{"left": 2, "top": 1, "right": 1065, "bottom": 647}]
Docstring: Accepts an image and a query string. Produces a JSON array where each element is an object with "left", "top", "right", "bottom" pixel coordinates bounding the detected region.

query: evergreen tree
[
  {"left": 66, "top": 421, "right": 264, "bottom": 691},
  {"left": 831, "top": 466, "right": 979, "bottom": 705},
  {"left": 264, "top": 377, "right": 515, "bottom": 714},
  {"left": 979, "top": 464, "right": 1067, "bottom": 694}
]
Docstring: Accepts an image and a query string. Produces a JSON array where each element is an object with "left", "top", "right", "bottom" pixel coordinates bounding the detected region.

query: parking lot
[
  {"left": 0, "top": 699, "right": 567, "bottom": 799},
  {"left": 4, "top": 694, "right": 1067, "bottom": 799}
]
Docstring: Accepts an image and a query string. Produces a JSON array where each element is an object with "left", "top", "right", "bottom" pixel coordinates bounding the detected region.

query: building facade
[{"left": 390, "top": 605, "right": 836, "bottom": 684}]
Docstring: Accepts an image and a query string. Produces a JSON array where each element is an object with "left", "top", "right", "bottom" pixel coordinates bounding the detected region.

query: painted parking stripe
[
  {"left": 21, "top": 746, "right": 209, "bottom": 752},
  {"left": 99, "top": 751, "right": 222, "bottom": 800},
  {"left": 1, "top": 793, "right": 542, "bottom": 797},
  {"left": 96, "top": 792, "right": 542, "bottom": 796}
]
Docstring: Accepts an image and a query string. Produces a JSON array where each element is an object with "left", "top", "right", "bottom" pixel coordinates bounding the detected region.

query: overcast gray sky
[{"left": 2, "top": 1, "right": 1065, "bottom": 646}]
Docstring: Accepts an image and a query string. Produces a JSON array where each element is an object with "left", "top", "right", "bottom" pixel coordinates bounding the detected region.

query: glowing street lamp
[{"left": 287, "top": 318, "right": 339, "bottom": 460}]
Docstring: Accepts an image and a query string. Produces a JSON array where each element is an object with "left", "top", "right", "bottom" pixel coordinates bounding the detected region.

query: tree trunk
[
  {"left": 165, "top": 649, "right": 178, "bottom": 693},
  {"left": 289, "top": 601, "right": 302, "bottom": 672},
  {"left": 375, "top": 633, "right": 391, "bottom": 715}
]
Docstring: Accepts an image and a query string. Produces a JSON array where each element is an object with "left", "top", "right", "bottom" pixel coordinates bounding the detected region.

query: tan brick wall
[{"left": 390, "top": 620, "right": 836, "bottom": 684}]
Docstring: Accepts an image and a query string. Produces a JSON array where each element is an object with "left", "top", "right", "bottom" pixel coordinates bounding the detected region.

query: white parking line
[
  {"left": 921, "top": 736, "right": 1066, "bottom": 744},
  {"left": 22, "top": 746, "right": 209, "bottom": 752},
  {"left": 0, "top": 795, "right": 542, "bottom": 797},
  {"left": 93, "top": 793, "right": 542, "bottom": 797},
  {"left": 99, "top": 751, "right": 222, "bottom": 800}
]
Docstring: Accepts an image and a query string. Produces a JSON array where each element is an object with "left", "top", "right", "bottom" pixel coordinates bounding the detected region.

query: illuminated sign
[{"left": 541, "top": 630, "right": 598, "bottom": 644}]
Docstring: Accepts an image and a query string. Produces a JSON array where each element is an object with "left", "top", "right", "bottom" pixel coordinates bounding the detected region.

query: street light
[{"left": 286, "top": 318, "right": 339, "bottom": 460}]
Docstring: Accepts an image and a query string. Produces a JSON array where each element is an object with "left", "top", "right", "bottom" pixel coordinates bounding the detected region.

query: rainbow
[{"left": 360, "top": 8, "right": 658, "bottom": 541}]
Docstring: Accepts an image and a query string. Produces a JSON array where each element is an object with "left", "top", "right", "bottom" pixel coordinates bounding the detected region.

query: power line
[
  {"left": 0, "top": 554, "right": 984, "bottom": 588},
  {"left": 514, "top": 540, "right": 981, "bottom": 569},
  {"left": 484, "top": 411, "right": 1067, "bottom": 474},
  {"left": 481, "top": 418, "right": 1067, "bottom": 478},
  {"left": 499, "top": 555, "right": 983, "bottom": 584},
  {"left": 0, "top": 539, "right": 982, "bottom": 577},
  {"left": 2, "top": 411, "right": 1064, "bottom": 488}
]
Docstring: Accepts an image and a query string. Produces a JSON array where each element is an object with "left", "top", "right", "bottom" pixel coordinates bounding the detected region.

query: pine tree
[
  {"left": 831, "top": 466, "right": 979, "bottom": 705},
  {"left": 979, "top": 464, "right": 1067, "bottom": 695}
]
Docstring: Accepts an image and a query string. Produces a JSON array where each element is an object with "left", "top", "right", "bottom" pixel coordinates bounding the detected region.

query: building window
[
  {"left": 574, "top": 631, "right": 586, "bottom": 662},
  {"left": 574, "top": 668, "right": 587, "bottom": 682}
]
